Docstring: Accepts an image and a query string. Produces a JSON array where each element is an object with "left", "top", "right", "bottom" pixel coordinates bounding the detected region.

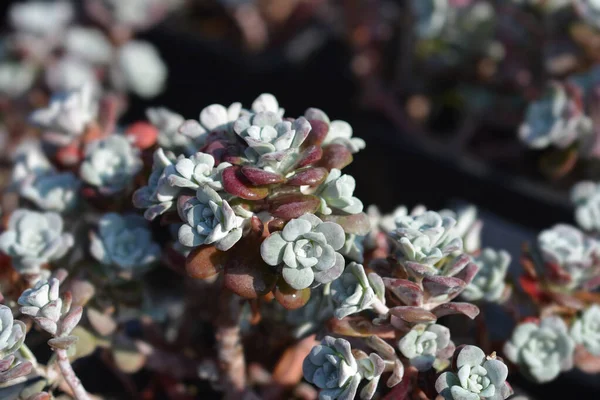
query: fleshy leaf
[
  {"left": 186, "top": 245, "right": 228, "bottom": 279},
  {"left": 241, "top": 166, "right": 285, "bottom": 185},
  {"left": 222, "top": 166, "right": 269, "bottom": 200},
  {"left": 431, "top": 303, "right": 480, "bottom": 319},
  {"left": 269, "top": 194, "right": 321, "bottom": 220},
  {"left": 320, "top": 213, "right": 371, "bottom": 235},
  {"left": 286, "top": 167, "right": 328, "bottom": 186},
  {"left": 389, "top": 306, "right": 437, "bottom": 323},
  {"left": 316, "top": 144, "right": 353, "bottom": 170}
]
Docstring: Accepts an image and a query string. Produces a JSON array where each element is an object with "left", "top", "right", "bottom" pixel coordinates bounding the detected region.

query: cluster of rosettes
[{"left": 132, "top": 93, "right": 367, "bottom": 301}]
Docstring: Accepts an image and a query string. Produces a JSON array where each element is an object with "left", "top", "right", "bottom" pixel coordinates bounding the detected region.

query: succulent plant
[
  {"left": 18, "top": 278, "right": 62, "bottom": 334},
  {"left": 304, "top": 108, "right": 365, "bottom": 154},
  {"left": 80, "top": 135, "right": 143, "bottom": 194},
  {"left": 261, "top": 214, "right": 346, "bottom": 290},
  {"left": 339, "top": 234, "right": 364, "bottom": 263},
  {"left": 146, "top": 107, "right": 195, "bottom": 154},
  {"left": 168, "top": 152, "right": 231, "bottom": 191},
  {"left": 133, "top": 148, "right": 181, "bottom": 221},
  {"left": 436, "top": 345, "right": 512, "bottom": 400},
  {"left": 45, "top": 56, "right": 99, "bottom": 93},
  {"left": 571, "top": 305, "right": 600, "bottom": 356},
  {"left": 9, "top": 0, "right": 73, "bottom": 36},
  {"left": 114, "top": 41, "right": 167, "bottom": 98},
  {"left": 574, "top": 0, "right": 600, "bottom": 30},
  {"left": 178, "top": 187, "right": 245, "bottom": 251},
  {"left": 178, "top": 102, "right": 243, "bottom": 148},
  {"left": 398, "top": 323, "right": 455, "bottom": 371},
  {"left": 29, "top": 84, "right": 98, "bottom": 138},
  {"left": 313, "top": 169, "right": 363, "bottom": 216},
  {"left": 21, "top": 171, "right": 81, "bottom": 213},
  {"left": 462, "top": 248, "right": 510, "bottom": 303},
  {"left": 0, "top": 62, "right": 36, "bottom": 97},
  {"left": 0, "top": 305, "right": 26, "bottom": 359},
  {"left": 251, "top": 93, "right": 285, "bottom": 117},
  {"left": 302, "top": 336, "right": 361, "bottom": 400},
  {"left": 11, "top": 143, "right": 54, "bottom": 188},
  {"left": 392, "top": 211, "right": 463, "bottom": 276},
  {"left": 64, "top": 26, "right": 112, "bottom": 65},
  {"left": 330, "top": 262, "right": 386, "bottom": 319},
  {"left": 90, "top": 213, "right": 161, "bottom": 272},
  {"left": 537, "top": 224, "right": 600, "bottom": 290},
  {"left": 0, "top": 209, "right": 73, "bottom": 275},
  {"left": 504, "top": 316, "right": 575, "bottom": 383},
  {"left": 519, "top": 82, "right": 592, "bottom": 150},
  {"left": 571, "top": 181, "right": 600, "bottom": 232},
  {"left": 234, "top": 112, "right": 311, "bottom": 158},
  {"left": 440, "top": 205, "right": 482, "bottom": 254}
]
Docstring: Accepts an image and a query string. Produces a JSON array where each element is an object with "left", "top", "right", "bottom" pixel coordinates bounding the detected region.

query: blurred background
[{"left": 2, "top": 0, "right": 600, "bottom": 397}]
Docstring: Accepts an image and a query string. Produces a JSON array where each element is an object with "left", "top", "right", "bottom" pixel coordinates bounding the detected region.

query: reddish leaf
[
  {"left": 286, "top": 167, "right": 328, "bottom": 186},
  {"left": 327, "top": 316, "right": 396, "bottom": 338},
  {"left": 320, "top": 212, "right": 371, "bottom": 235},
  {"left": 383, "top": 278, "right": 423, "bottom": 306},
  {"left": 316, "top": 144, "right": 353, "bottom": 170},
  {"left": 241, "top": 166, "right": 285, "bottom": 185},
  {"left": 302, "top": 120, "right": 329, "bottom": 148},
  {"left": 422, "top": 276, "right": 466, "bottom": 298},
  {"left": 431, "top": 302, "right": 480, "bottom": 319},
  {"left": 452, "top": 261, "right": 480, "bottom": 285},
  {"left": 274, "top": 279, "right": 311, "bottom": 309},
  {"left": 296, "top": 145, "right": 323, "bottom": 168},
  {"left": 389, "top": 306, "right": 437, "bottom": 323},
  {"left": 269, "top": 193, "right": 320, "bottom": 220},
  {"left": 574, "top": 345, "right": 600, "bottom": 373},
  {"left": 186, "top": 245, "right": 228, "bottom": 279},
  {"left": 222, "top": 166, "right": 269, "bottom": 200},
  {"left": 519, "top": 274, "right": 542, "bottom": 302},
  {"left": 126, "top": 121, "right": 158, "bottom": 150}
]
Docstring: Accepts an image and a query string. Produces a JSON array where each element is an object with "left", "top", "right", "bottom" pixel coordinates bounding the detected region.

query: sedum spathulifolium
[
  {"left": 435, "top": 345, "right": 512, "bottom": 400},
  {"left": 504, "top": 316, "right": 575, "bottom": 383},
  {"left": 570, "top": 305, "right": 600, "bottom": 356}
]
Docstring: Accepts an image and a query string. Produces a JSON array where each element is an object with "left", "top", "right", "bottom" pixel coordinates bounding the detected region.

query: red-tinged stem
[
  {"left": 216, "top": 290, "right": 247, "bottom": 400},
  {"left": 56, "top": 348, "right": 91, "bottom": 400}
]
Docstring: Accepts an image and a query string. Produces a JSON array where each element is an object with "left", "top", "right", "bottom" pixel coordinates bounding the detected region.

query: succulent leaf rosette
[
  {"left": 80, "top": 135, "right": 143, "bottom": 195},
  {"left": 0, "top": 209, "right": 73, "bottom": 275},
  {"left": 261, "top": 214, "right": 346, "bottom": 290},
  {"left": 0, "top": 305, "right": 26, "bottom": 359},
  {"left": 90, "top": 213, "right": 161, "bottom": 273},
  {"left": 21, "top": 171, "right": 81, "bottom": 213},
  {"left": 178, "top": 101, "right": 242, "bottom": 147},
  {"left": 440, "top": 205, "right": 482, "bottom": 254},
  {"left": 571, "top": 305, "right": 600, "bottom": 356},
  {"left": 436, "top": 345, "right": 512, "bottom": 400},
  {"left": 18, "top": 278, "right": 62, "bottom": 334},
  {"left": 168, "top": 152, "right": 231, "bottom": 191},
  {"left": 133, "top": 148, "right": 181, "bottom": 221},
  {"left": 536, "top": 224, "right": 600, "bottom": 290},
  {"left": 518, "top": 82, "right": 592, "bottom": 150},
  {"left": 314, "top": 169, "right": 363, "bottom": 216},
  {"left": 504, "top": 317, "right": 575, "bottom": 383},
  {"left": 392, "top": 211, "right": 463, "bottom": 276},
  {"left": 571, "top": 181, "right": 600, "bottom": 232},
  {"left": 178, "top": 187, "right": 245, "bottom": 252},
  {"left": 330, "top": 262, "right": 385, "bottom": 319},
  {"left": 29, "top": 84, "right": 98, "bottom": 140},
  {"left": 462, "top": 248, "right": 510, "bottom": 303},
  {"left": 398, "top": 323, "right": 455, "bottom": 371},
  {"left": 302, "top": 336, "right": 361, "bottom": 400}
]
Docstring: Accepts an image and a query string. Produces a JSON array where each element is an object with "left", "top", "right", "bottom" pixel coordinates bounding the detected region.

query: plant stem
[
  {"left": 55, "top": 348, "right": 90, "bottom": 400},
  {"left": 215, "top": 290, "right": 247, "bottom": 400}
]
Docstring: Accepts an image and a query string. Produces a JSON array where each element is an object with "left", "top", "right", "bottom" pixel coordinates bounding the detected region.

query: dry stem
[{"left": 55, "top": 348, "right": 90, "bottom": 400}]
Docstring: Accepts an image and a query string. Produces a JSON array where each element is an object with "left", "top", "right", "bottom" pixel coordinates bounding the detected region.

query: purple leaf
[
  {"left": 422, "top": 276, "right": 466, "bottom": 299},
  {"left": 222, "top": 166, "right": 269, "bottom": 200},
  {"left": 431, "top": 303, "right": 480, "bottom": 319},
  {"left": 269, "top": 193, "right": 320, "bottom": 220},
  {"left": 452, "top": 261, "right": 480, "bottom": 286},
  {"left": 186, "top": 245, "right": 228, "bottom": 279},
  {"left": 296, "top": 145, "right": 323, "bottom": 168},
  {"left": 444, "top": 254, "right": 471, "bottom": 277},
  {"left": 382, "top": 278, "right": 423, "bottom": 306},
  {"left": 389, "top": 306, "right": 437, "bottom": 323},
  {"left": 302, "top": 120, "right": 329, "bottom": 148},
  {"left": 316, "top": 143, "right": 353, "bottom": 170},
  {"left": 286, "top": 167, "right": 328, "bottom": 186},
  {"left": 241, "top": 166, "right": 285, "bottom": 185},
  {"left": 320, "top": 212, "right": 371, "bottom": 235}
]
